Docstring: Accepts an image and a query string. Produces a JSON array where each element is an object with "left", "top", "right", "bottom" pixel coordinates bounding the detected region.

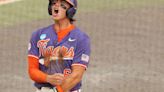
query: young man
[{"left": 28, "top": 0, "right": 91, "bottom": 92}]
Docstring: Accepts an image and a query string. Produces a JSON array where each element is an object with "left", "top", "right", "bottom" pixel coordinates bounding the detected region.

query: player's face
[{"left": 51, "top": 0, "right": 71, "bottom": 21}]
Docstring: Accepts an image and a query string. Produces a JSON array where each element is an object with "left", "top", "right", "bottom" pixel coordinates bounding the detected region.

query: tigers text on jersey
[{"left": 28, "top": 24, "right": 90, "bottom": 91}]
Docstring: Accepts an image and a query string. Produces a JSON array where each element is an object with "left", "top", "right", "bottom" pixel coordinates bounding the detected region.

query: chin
[
  {"left": 53, "top": 17, "right": 67, "bottom": 22},
  {"left": 53, "top": 18, "right": 60, "bottom": 21},
  {"left": 52, "top": 16, "right": 60, "bottom": 21}
]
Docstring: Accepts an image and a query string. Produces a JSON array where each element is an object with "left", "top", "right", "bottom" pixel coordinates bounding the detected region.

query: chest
[{"left": 37, "top": 35, "right": 77, "bottom": 60}]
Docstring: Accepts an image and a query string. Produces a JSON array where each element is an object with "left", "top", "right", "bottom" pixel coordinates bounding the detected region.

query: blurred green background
[{"left": 0, "top": 0, "right": 164, "bottom": 26}]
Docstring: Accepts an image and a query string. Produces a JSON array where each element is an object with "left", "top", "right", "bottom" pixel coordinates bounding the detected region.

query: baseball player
[{"left": 28, "top": 0, "right": 90, "bottom": 92}]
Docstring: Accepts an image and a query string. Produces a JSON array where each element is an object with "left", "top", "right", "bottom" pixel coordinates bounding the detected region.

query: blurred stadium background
[{"left": 0, "top": 0, "right": 164, "bottom": 92}]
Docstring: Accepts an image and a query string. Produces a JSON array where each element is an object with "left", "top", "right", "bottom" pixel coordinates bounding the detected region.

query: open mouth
[{"left": 54, "top": 9, "right": 59, "bottom": 14}]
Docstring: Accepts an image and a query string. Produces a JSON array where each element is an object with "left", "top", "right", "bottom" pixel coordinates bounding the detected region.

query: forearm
[
  {"left": 59, "top": 65, "right": 85, "bottom": 92},
  {"left": 61, "top": 73, "right": 82, "bottom": 92}
]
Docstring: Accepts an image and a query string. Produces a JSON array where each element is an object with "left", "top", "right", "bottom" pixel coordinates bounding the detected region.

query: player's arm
[
  {"left": 28, "top": 56, "right": 47, "bottom": 83},
  {"left": 59, "top": 65, "right": 85, "bottom": 92},
  {"left": 28, "top": 32, "right": 64, "bottom": 84},
  {"left": 59, "top": 35, "right": 90, "bottom": 92},
  {"left": 28, "top": 56, "right": 64, "bottom": 85}
]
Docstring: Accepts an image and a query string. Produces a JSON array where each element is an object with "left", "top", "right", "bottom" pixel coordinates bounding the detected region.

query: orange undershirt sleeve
[{"left": 28, "top": 56, "right": 47, "bottom": 83}]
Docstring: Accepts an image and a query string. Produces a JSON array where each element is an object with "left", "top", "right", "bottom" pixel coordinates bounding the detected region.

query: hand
[{"left": 46, "top": 73, "right": 64, "bottom": 86}]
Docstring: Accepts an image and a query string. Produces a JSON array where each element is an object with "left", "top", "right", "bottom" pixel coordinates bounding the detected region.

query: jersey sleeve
[
  {"left": 28, "top": 31, "right": 39, "bottom": 59},
  {"left": 72, "top": 36, "right": 91, "bottom": 69}
]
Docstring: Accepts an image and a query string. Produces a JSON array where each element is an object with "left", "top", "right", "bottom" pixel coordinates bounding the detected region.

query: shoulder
[
  {"left": 31, "top": 24, "right": 53, "bottom": 39},
  {"left": 71, "top": 27, "right": 90, "bottom": 42}
]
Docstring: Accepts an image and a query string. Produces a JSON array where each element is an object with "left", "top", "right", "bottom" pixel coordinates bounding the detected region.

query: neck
[{"left": 54, "top": 18, "right": 72, "bottom": 32}]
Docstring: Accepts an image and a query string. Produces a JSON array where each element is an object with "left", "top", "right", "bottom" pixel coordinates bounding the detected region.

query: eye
[
  {"left": 52, "top": 0, "right": 58, "bottom": 5},
  {"left": 61, "top": 1, "right": 69, "bottom": 9},
  {"left": 52, "top": 2, "right": 56, "bottom": 5},
  {"left": 61, "top": 3, "right": 67, "bottom": 10}
]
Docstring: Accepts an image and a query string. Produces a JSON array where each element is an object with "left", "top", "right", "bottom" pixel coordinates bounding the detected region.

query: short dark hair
[{"left": 69, "top": 18, "right": 76, "bottom": 23}]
